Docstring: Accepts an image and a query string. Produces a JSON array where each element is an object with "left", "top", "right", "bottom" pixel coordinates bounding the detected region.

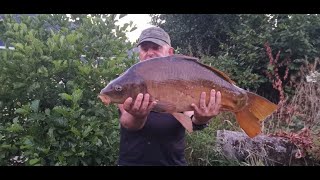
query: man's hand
[
  {"left": 191, "top": 89, "right": 221, "bottom": 125},
  {"left": 118, "top": 93, "right": 157, "bottom": 130},
  {"left": 118, "top": 93, "right": 157, "bottom": 119}
]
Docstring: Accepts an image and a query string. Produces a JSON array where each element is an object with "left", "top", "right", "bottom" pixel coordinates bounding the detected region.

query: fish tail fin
[{"left": 235, "top": 91, "right": 278, "bottom": 138}]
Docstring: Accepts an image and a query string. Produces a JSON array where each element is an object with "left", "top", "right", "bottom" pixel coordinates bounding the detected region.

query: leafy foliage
[
  {"left": 151, "top": 14, "right": 241, "bottom": 57},
  {"left": 0, "top": 14, "right": 138, "bottom": 166}
]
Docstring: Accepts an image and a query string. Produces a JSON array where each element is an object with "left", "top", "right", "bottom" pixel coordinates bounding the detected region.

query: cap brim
[{"left": 137, "top": 38, "right": 168, "bottom": 47}]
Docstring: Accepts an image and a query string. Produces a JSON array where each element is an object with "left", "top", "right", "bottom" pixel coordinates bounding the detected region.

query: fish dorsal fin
[
  {"left": 205, "top": 65, "right": 236, "bottom": 84},
  {"left": 173, "top": 54, "right": 236, "bottom": 85}
]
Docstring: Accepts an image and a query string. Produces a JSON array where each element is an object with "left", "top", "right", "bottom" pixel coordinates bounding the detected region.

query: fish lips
[{"left": 98, "top": 94, "right": 111, "bottom": 106}]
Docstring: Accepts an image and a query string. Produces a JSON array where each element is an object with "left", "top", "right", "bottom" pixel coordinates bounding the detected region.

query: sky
[{"left": 115, "top": 14, "right": 154, "bottom": 43}]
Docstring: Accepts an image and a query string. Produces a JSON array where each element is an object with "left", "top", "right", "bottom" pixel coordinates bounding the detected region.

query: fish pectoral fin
[
  {"left": 172, "top": 112, "right": 193, "bottom": 133},
  {"left": 152, "top": 101, "right": 177, "bottom": 113},
  {"left": 152, "top": 101, "right": 193, "bottom": 133}
]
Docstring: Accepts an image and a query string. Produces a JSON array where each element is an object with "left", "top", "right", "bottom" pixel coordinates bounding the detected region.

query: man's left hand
[{"left": 190, "top": 89, "right": 221, "bottom": 125}]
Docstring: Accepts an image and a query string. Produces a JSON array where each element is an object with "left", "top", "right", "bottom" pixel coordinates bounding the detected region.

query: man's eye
[{"left": 143, "top": 47, "right": 149, "bottom": 51}]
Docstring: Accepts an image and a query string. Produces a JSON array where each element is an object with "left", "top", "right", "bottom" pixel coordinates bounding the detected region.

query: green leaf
[
  {"left": 45, "top": 109, "right": 50, "bottom": 116},
  {"left": 20, "top": 23, "right": 27, "bottom": 31},
  {"left": 23, "top": 138, "right": 33, "bottom": 146},
  {"left": 7, "top": 123, "right": 23, "bottom": 133},
  {"left": 1, "top": 144, "right": 12, "bottom": 150},
  {"left": 13, "top": 23, "right": 19, "bottom": 31},
  {"left": 121, "top": 23, "right": 129, "bottom": 31},
  {"left": 28, "top": 82, "right": 41, "bottom": 92},
  {"left": 53, "top": 106, "right": 70, "bottom": 116},
  {"left": 130, "top": 26, "right": 137, "bottom": 32},
  {"left": 30, "top": 100, "right": 40, "bottom": 113},
  {"left": 15, "top": 108, "right": 28, "bottom": 115},
  {"left": 13, "top": 82, "right": 25, "bottom": 89},
  {"left": 72, "top": 89, "right": 83, "bottom": 104},
  {"left": 14, "top": 43, "right": 24, "bottom": 50},
  {"left": 60, "top": 35, "right": 65, "bottom": 47},
  {"left": 78, "top": 66, "right": 90, "bottom": 75},
  {"left": 37, "top": 66, "right": 48, "bottom": 77},
  {"left": 59, "top": 93, "right": 72, "bottom": 101},
  {"left": 53, "top": 118, "right": 68, "bottom": 127},
  {"left": 13, "top": 117, "right": 19, "bottom": 123},
  {"left": 29, "top": 158, "right": 40, "bottom": 165},
  {"left": 52, "top": 60, "right": 63, "bottom": 69},
  {"left": 95, "top": 158, "right": 101, "bottom": 164},
  {"left": 47, "top": 128, "right": 55, "bottom": 139},
  {"left": 58, "top": 155, "right": 65, "bottom": 163},
  {"left": 66, "top": 33, "right": 77, "bottom": 44},
  {"left": 95, "top": 138, "right": 102, "bottom": 146},
  {"left": 82, "top": 126, "right": 92, "bottom": 137},
  {"left": 267, "top": 65, "right": 274, "bottom": 71},
  {"left": 37, "top": 147, "right": 50, "bottom": 154},
  {"left": 77, "top": 151, "right": 85, "bottom": 157},
  {"left": 119, "top": 14, "right": 127, "bottom": 19},
  {"left": 71, "top": 126, "right": 81, "bottom": 137},
  {"left": 63, "top": 151, "right": 74, "bottom": 157}
]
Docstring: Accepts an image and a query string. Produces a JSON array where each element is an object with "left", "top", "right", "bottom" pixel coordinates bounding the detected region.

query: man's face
[{"left": 138, "top": 41, "right": 173, "bottom": 61}]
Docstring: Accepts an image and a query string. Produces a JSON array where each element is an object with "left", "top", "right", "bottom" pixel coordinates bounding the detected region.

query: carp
[{"left": 98, "top": 54, "right": 278, "bottom": 138}]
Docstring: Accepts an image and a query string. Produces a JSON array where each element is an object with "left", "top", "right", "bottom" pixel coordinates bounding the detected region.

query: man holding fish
[{"left": 115, "top": 27, "right": 222, "bottom": 166}]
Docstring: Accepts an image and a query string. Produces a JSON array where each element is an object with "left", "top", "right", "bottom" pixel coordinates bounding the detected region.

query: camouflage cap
[{"left": 137, "top": 27, "right": 171, "bottom": 47}]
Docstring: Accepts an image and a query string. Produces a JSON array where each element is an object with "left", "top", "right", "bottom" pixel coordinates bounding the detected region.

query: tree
[
  {"left": 150, "top": 14, "right": 241, "bottom": 57},
  {"left": 0, "top": 14, "right": 137, "bottom": 165}
]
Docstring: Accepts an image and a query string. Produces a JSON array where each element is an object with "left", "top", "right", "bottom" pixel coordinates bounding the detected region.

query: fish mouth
[{"left": 98, "top": 94, "right": 111, "bottom": 106}]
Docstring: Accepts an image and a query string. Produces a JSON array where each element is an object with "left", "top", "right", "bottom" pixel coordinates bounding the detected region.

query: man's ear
[{"left": 169, "top": 47, "right": 174, "bottom": 55}]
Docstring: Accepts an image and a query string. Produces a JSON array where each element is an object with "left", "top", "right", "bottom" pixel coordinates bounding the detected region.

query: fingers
[
  {"left": 132, "top": 93, "right": 143, "bottom": 111},
  {"left": 191, "top": 89, "right": 222, "bottom": 124},
  {"left": 191, "top": 103, "right": 200, "bottom": 112},
  {"left": 141, "top": 93, "right": 157, "bottom": 112},
  {"left": 215, "top": 91, "right": 222, "bottom": 110},
  {"left": 207, "top": 89, "right": 216, "bottom": 110},
  {"left": 123, "top": 97, "right": 133, "bottom": 111},
  {"left": 140, "top": 93, "right": 150, "bottom": 111},
  {"left": 123, "top": 93, "right": 156, "bottom": 114},
  {"left": 199, "top": 92, "right": 207, "bottom": 110},
  {"left": 147, "top": 100, "right": 157, "bottom": 111},
  {"left": 192, "top": 89, "right": 221, "bottom": 114}
]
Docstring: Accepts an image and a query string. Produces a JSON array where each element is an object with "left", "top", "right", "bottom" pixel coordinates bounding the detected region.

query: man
[{"left": 117, "top": 26, "right": 221, "bottom": 166}]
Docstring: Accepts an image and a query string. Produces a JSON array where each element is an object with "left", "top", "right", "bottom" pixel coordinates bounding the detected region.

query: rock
[{"left": 216, "top": 130, "right": 317, "bottom": 166}]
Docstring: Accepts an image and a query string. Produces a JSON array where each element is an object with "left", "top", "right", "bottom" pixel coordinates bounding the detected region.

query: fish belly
[{"left": 146, "top": 79, "right": 247, "bottom": 113}]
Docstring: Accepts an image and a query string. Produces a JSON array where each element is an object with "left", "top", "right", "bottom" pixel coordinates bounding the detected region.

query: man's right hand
[{"left": 118, "top": 93, "right": 157, "bottom": 130}]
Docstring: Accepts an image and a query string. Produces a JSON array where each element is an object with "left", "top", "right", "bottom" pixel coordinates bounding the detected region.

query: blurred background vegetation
[{"left": 0, "top": 14, "right": 319, "bottom": 166}]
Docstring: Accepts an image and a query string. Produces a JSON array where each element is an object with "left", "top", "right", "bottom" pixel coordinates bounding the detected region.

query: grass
[{"left": 185, "top": 112, "right": 243, "bottom": 166}]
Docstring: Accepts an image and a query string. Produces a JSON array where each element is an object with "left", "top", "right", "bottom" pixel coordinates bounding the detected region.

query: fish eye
[{"left": 114, "top": 84, "right": 122, "bottom": 92}]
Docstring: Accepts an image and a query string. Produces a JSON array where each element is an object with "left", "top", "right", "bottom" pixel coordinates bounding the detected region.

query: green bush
[{"left": 0, "top": 14, "right": 138, "bottom": 166}]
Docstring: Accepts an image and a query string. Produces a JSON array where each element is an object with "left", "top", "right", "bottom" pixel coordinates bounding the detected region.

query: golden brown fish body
[
  {"left": 135, "top": 55, "right": 248, "bottom": 113},
  {"left": 99, "top": 54, "right": 278, "bottom": 138}
]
